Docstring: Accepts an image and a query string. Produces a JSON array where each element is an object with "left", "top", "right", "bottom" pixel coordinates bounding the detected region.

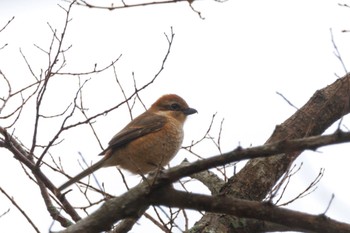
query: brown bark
[
  {"left": 191, "top": 75, "right": 350, "bottom": 232},
  {"left": 56, "top": 129, "right": 350, "bottom": 233}
]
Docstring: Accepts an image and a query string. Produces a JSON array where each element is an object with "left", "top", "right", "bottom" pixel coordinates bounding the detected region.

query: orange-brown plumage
[{"left": 58, "top": 94, "right": 197, "bottom": 191}]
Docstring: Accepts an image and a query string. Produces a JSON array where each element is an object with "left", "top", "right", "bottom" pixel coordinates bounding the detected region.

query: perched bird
[{"left": 58, "top": 94, "right": 197, "bottom": 191}]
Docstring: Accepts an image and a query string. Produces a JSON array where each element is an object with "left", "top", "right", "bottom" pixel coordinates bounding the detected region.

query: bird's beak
[{"left": 183, "top": 107, "right": 198, "bottom": 115}]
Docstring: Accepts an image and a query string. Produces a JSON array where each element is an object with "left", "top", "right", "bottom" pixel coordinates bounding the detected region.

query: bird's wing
[{"left": 99, "top": 113, "right": 167, "bottom": 155}]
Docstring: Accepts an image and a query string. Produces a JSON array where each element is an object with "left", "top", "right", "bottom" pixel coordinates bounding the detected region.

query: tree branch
[
  {"left": 160, "top": 129, "right": 350, "bottom": 185},
  {"left": 56, "top": 129, "right": 350, "bottom": 233},
  {"left": 0, "top": 187, "right": 40, "bottom": 233},
  {"left": 0, "top": 126, "right": 81, "bottom": 224},
  {"left": 192, "top": 67, "right": 350, "bottom": 233},
  {"left": 152, "top": 188, "right": 350, "bottom": 233}
]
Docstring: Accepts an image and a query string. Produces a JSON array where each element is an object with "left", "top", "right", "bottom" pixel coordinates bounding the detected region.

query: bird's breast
[{"left": 105, "top": 118, "right": 184, "bottom": 174}]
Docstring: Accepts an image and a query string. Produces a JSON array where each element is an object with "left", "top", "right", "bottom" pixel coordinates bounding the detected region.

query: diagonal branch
[
  {"left": 0, "top": 126, "right": 81, "bottom": 224},
  {"left": 191, "top": 67, "right": 350, "bottom": 233},
  {"left": 0, "top": 187, "right": 40, "bottom": 233}
]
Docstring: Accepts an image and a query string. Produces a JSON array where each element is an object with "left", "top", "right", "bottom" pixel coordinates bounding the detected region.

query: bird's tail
[{"left": 58, "top": 157, "right": 108, "bottom": 191}]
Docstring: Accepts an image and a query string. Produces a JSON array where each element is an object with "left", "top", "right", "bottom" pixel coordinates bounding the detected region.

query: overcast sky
[{"left": 1, "top": 0, "right": 350, "bottom": 232}]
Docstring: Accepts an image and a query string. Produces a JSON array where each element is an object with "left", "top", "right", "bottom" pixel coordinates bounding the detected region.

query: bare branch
[
  {"left": 278, "top": 168, "right": 324, "bottom": 206},
  {"left": 144, "top": 212, "right": 169, "bottom": 233},
  {"left": 0, "top": 187, "right": 40, "bottom": 233},
  {"left": 53, "top": 55, "right": 122, "bottom": 76},
  {"left": 58, "top": 167, "right": 350, "bottom": 233},
  {"left": 323, "top": 193, "right": 335, "bottom": 215},
  {"left": 0, "top": 126, "right": 81, "bottom": 223},
  {"left": 330, "top": 28, "right": 348, "bottom": 74},
  {"left": 30, "top": 1, "right": 76, "bottom": 157},
  {"left": 189, "top": 167, "right": 225, "bottom": 195},
  {"left": 112, "top": 63, "right": 133, "bottom": 120},
  {"left": 267, "top": 162, "right": 303, "bottom": 204},
  {"left": 71, "top": 0, "right": 190, "bottom": 11},
  {"left": 0, "top": 208, "right": 10, "bottom": 218},
  {"left": 135, "top": 27, "right": 175, "bottom": 94},
  {"left": 276, "top": 91, "right": 299, "bottom": 110},
  {"left": 75, "top": 77, "right": 104, "bottom": 150},
  {"left": 183, "top": 112, "right": 217, "bottom": 150},
  {"left": 153, "top": 188, "right": 350, "bottom": 233},
  {"left": 49, "top": 27, "right": 175, "bottom": 134},
  {"left": 188, "top": 1, "right": 205, "bottom": 19},
  {"left": 0, "top": 16, "right": 15, "bottom": 33},
  {"left": 0, "top": 70, "right": 11, "bottom": 114},
  {"left": 0, "top": 81, "right": 38, "bottom": 127},
  {"left": 19, "top": 48, "right": 40, "bottom": 81}
]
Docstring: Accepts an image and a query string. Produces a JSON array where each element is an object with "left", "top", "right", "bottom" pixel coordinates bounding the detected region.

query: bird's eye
[{"left": 170, "top": 103, "right": 181, "bottom": 111}]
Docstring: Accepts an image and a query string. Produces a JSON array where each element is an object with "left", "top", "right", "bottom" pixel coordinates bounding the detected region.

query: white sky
[{"left": 1, "top": 0, "right": 350, "bottom": 232}]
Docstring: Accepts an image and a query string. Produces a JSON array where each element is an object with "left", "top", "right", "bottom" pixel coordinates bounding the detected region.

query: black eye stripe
[
  {"left": 169, "top": 103, "right": 181, "bottom": 111},
  {"left": 159, "top": 102, "right": 186, "bottom": 112}
]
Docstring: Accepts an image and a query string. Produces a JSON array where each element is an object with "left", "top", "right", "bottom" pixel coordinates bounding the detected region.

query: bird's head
[{"left": 150, "top": 94, "right": 197, "bottom": 123}]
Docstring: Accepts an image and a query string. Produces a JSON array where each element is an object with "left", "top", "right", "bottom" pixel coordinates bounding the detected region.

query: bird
[{"left": 58, "top": 94, "right": 197, "bottom": 191}]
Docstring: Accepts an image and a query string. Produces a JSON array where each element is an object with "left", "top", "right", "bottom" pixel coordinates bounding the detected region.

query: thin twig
[
  {"left": 276, "top": 91, "right": 299, "bottom": 110},
  {"left": 0, "top": 208, "right": 10, "bottom": 218},
  {"left": 322, "top": 193, "right": 335, "bottom": 215},
  {"left": 0, "top": 187, "right": 40, "bottom": 233},
  {"left": 0, "top": 16, "right": 15, "bottom": 33},
  {"left": 112, "top": 63, "right": 133, "bottom": 120},
  {"left": 54, "top": 55, "right": 122, "bottom": 76},
  {"left": 276, "top": 168, "right": 324, "bottom": 206},
  {"left": 144, "top": 212, "right": 169, "bottom": 232},
  {"left": 330, "top": 28, "right": 348, "bottom": 74},
  {"left": 72, "top": 0, "right": 188, "bottom": 11}
]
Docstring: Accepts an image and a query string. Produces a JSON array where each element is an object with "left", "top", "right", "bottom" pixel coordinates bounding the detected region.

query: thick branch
[
  {"left": 56, "top": 130, "right": 350, "bottom": 233},
  {"left": 223, "top": 74, "right": 350, "bottom": 200},
  {"left": 152, "top": 188, "right": 350, "bottom": 233},
  {"left": 57, "top": 180, "right": 151, "bottom": 233},
  {"left": 160, "top": 130, "right": 350, "bottom": 185},
  {"left": 192, "top": 70, "right": 350, "bottom": 233}
]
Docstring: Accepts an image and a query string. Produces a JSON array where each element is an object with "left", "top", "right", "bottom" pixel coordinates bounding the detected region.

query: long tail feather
[{"left": 58, "top": 157, "right": 108, "bottom": 191}]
